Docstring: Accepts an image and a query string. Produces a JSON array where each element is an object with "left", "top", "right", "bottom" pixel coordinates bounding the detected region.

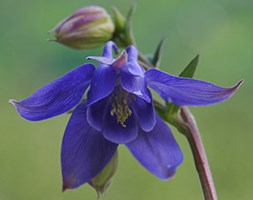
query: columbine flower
[{"left": 10, "top": 41, "right": 242, "bottom": 191}]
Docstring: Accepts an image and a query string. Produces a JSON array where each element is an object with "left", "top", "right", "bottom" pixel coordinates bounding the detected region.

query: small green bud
[
  {"left": 111, "top": 5, "right": 136, "bottom": 47},
  {"left": 89, "top": 151, "right": 118, "bottom": 198},
  {"left": 51, "top": 6, "right": 115, "bottom": 49}
]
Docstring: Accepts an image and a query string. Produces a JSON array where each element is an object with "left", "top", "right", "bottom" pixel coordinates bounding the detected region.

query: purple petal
[
  {"left": 9, "top": 64, "right": 95, "bottom": 121},
  {"left": 111, "top": 51, "right": 128, "bottom": 69},
  {"left": 86, "top": 97, "right": 109, "bottom": 131},
  {"left": 145, "top": 68, "right": 243, "bottom": 106},
  {"left": 131, "top": 95, "right": 156, "bottom": 132},
  {"left": 61, "top": 103, "right": 118, "bottom": 190},
  {"left": 125, "top": 62, "right": 144, "bottom": 77},
  {"left": 86, "top": 41, "right": 118, "bottom": 63},
  {"left": 112, "top": 46, "right": 144, "bottom": 76},
  {"left": 125, "top": 46, "right": 144, "bottom": 76},
  {"left": 86, "top": 66, "right": 116, "bottom": 106},
  {"left": 126, "top": 45, "right": 138, "bottom": 62},
  {"left": 86, "top": 56, "right": 114, "bottom": 65},
  {"left": 126, "top": 114, "right": 183, "bottom": 179},
  {"left": 102, "top": 41, "right": 118, "bottom": 58},
  {"left": 121, "top": 72, "right": 151, "bottom": 103},
  {"left": 103, "top": 106, "right": 138, "bottom": 144}
]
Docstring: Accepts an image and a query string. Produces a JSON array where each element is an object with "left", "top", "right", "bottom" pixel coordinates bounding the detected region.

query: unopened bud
[
  {"left": 51, "top": 6, "right": 114, "bottom": 49},
  {"left": 111, "top": 5, "right": 135, "bottom": 47},
  {"left": 89, "top": 151, "right": 118, "bottom": 198}
]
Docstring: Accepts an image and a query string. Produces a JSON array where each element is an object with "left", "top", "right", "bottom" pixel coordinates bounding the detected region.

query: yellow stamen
[{"left": 110, "top": 89, "right": 132, "bottom": 128}]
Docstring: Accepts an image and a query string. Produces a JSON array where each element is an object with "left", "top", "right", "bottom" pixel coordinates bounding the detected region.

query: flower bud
[
  {"left": 111, "top": 5, "right": 135, "bottom": 47},
  {"left": 51, "top": 6, "right": 114, "bottom": 49},
  {"left": 89, "top": 151, "right": 118, "bottom": 198}
]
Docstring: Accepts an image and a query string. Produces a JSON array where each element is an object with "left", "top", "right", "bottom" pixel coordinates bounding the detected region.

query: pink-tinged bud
[{"left": 51, "top": 6, "right": 114, "bottom": 49}]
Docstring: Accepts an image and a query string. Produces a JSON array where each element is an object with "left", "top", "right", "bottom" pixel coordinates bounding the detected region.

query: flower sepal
[{"left": 165, "top": 54, "right": 200, "bottom": 117}]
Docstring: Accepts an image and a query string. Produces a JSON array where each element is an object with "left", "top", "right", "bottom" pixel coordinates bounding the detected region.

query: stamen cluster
[{"left": 110, "top": 88, "right": 132, "bottom": 127}]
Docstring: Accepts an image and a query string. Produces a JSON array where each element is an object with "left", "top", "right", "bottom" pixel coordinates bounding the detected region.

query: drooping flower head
[{"left": 10, "top": 41, "right": 242, "bottom": 191}]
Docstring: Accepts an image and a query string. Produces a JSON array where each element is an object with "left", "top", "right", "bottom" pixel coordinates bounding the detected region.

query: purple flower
[{"left": 10, "top": 41, "right": 242, "bottom": 191}]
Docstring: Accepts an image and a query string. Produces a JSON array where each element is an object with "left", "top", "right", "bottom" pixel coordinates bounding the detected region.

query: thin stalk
[{"left": 179, "top": 107, "right": 218, "bottom": 200}]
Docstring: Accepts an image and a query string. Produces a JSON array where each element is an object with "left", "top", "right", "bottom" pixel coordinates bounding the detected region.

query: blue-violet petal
[
  {"left": 126, "top": 114, "right": 183, "bottom": 179},
  {"left": 125, "top": 45, "right": 144, "bottom": 76},
  {"left": 86, "top": 66, "right": 116, "bottom": 106},
  {"left": 87, "top": 56, "right": 113, "bottom": 65},
  {"left": 131, "top": 95, "right": 156, "bottom": 132},
  {"left": 61, "top": 103, "right": 118, "bottom": 190},
  {"left": 121, "top": 72, "right": 151, "bottom": 103},
  {"left": 102, "top": 41, "right": 118, "bottom": 58},
  {"left": 86, "top": 97, "right": 109, "bottom": 131},
  {"left": 10, "top": 64, "right": 95, "bottom": 121},
  {"left": 86, "top": 41, "right": 118, "bottom": 64},
  {"left": 145, "top": 68, "right": 243, "bottom": 106},
  {"left": 103, "top": 106, "right": 138, "bottom": 144}
]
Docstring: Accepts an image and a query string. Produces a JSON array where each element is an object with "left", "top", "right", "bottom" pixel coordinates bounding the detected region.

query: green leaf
[
  {"left": 152, "top": 37, "right": 166, "bottom": 67},
  {"left": 112, "top": 7, "right": 126, "bottom": 34},
  {"left": 125, "top": 3, "right": 136, "bottom": 45},
  {"left": 126, "top": 2, "right": 136, "bottom": 23},
  {"left": 179, "top": 54, "right": 199, "bottom": 78},
  {"left": 165, "top": 55, "right": 199, "bottom": 117}
]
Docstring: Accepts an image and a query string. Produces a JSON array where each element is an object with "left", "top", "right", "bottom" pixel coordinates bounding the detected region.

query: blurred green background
[{"left": 0, "top": 0, "right": 252, "bottom": 199}]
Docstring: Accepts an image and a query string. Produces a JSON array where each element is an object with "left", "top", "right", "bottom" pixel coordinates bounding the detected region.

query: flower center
[{"left": 110, "top": 88, "right": 132, "bottom": 128}]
